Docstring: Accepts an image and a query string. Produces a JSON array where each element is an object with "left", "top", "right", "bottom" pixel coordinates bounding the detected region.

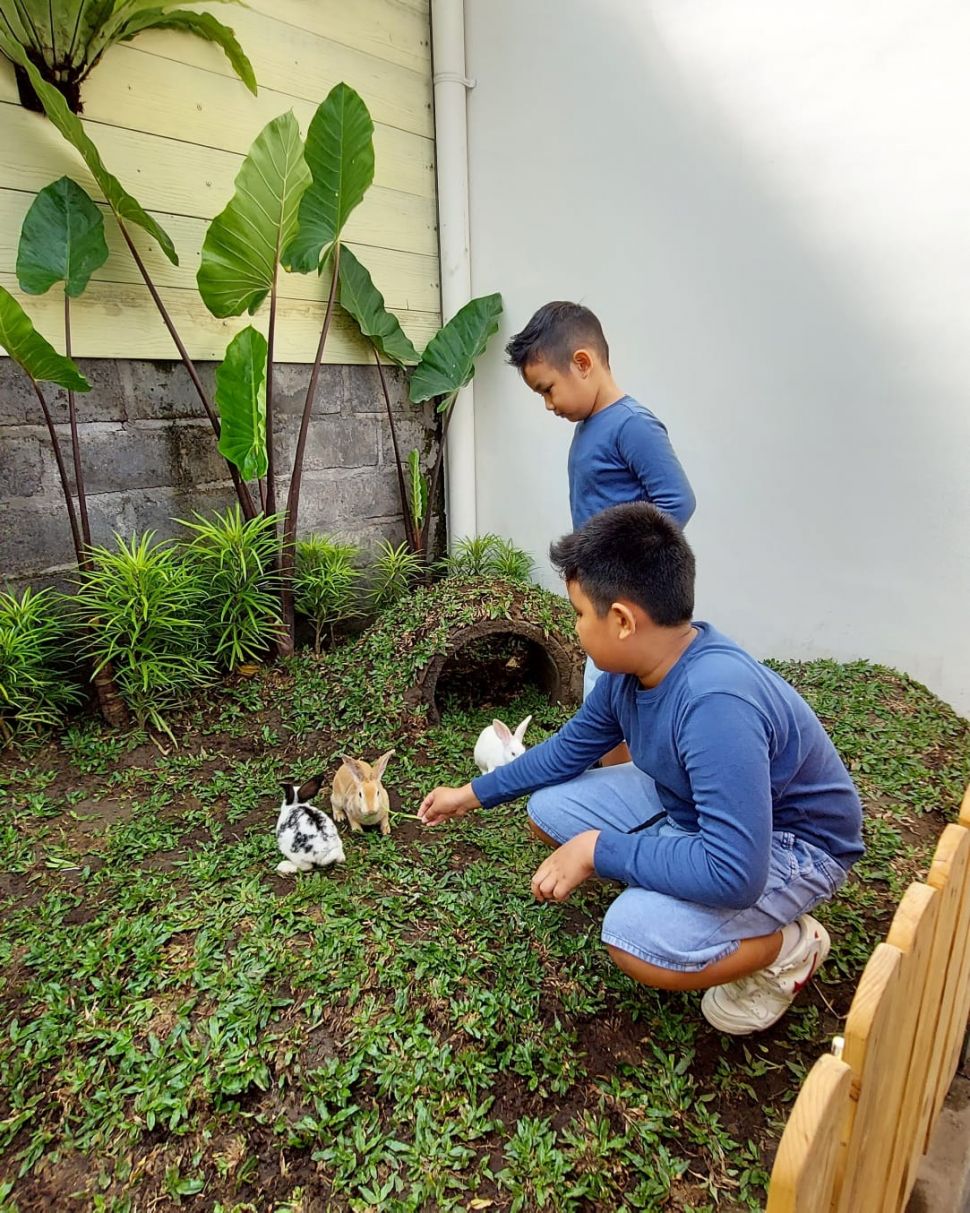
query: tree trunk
[{"left": 92, "top": 661, "right": 130, "bottom": 728}]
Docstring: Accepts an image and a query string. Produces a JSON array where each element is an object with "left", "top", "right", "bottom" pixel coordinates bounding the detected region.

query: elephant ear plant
[
  {"left": 199, "top": 83, "right": 376, "bottom": 653},
  {"left": 0, "top": 0, "right": 256, "bottom": 113},
  {"left": 7, "top": 41, "right": 259, "bottom": 519},
  {"left": 17, "top": 175, "right": 107, "bottom": 564}
]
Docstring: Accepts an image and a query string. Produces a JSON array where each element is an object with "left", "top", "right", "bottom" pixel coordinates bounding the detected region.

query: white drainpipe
[{"left": 431, "top": 0, "right": 477, "bottom": 544}]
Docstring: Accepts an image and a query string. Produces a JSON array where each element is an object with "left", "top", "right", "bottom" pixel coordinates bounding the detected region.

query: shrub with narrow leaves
[
  {"left": 0, "top": 587, "right": 82, "bottom": 744},
  {"left": 295, "top": 536, "right": 363, "bottom": 653},
  {"left": 73, "top": 533, "right": 214, "bottom": 734},
  {"left": 367, "top": 539, "right": 424, "bottom": 611},
  {"left": 441, "top": 535, "right": 535, "bottom": 584},
  {"left": 178, "top": 506, "right": 283, "bottom": 670}
]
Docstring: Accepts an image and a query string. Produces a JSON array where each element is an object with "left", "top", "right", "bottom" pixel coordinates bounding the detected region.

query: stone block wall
[{"left": 0, "top": 358, "right": 438, "bottom": 588}]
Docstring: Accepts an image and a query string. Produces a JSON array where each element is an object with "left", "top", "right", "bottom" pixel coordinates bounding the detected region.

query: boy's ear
[
  {"left": 572, "top": 348, "right": 594, "bottom": 376},
  {"left": 610, "top": 601, "right": 637, "bottom": 639}
]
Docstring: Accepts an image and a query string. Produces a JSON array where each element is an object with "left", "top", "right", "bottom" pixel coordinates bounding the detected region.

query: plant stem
[
  {"left": 279, "top": 243, "right": 341, "bottom": 653},
  {"left": 32, "top": 380, "right": 82, "bottom": 561},
  {"left": 374, "top": 346, "right": 417, "bottom": 551},
  {"left": 64, "top": 293, "right": 91, "bottom": 559},
  {"left": 420, "top": 392, "right": 456, "bottom": 555},
  {"left": 265, "top": 265, "right": 278, "bottom": 519},
  {"left": 116, "top": 218, "right": 257, "bottom": 521},
  {"left": 59, "top": 306, "right": 130, "bottom": 728}
]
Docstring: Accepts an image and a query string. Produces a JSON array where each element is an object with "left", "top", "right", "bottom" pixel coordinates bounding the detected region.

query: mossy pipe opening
[{"left": 408, "top": 618, "right": 584, "bottom": 724}]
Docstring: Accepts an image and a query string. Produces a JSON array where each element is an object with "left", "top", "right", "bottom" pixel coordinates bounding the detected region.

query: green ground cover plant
[
  {"left": 0, "top": 535, "right": 539, "bottom": 741},
  {"left": 0, "top": 596, "right": 967, "bottom": 1210}
]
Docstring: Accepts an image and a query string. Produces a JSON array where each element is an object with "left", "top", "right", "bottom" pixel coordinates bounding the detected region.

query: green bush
[
  {"left": 367, "top": 538, "right": 424, "bottom": 611},
  {"left": 441, "top": 534, "right": 535, "bottom": 583},
  {"left": 294, "top": 535, "right": 363, "bottom": 653},
  {"left": 73, "top": 532, "right": 215, "bottom": 733},
  {"left": 0, "top": 587, "right": 82, "bottom": 744},
  {"left": 178, "top": 506, "right": 283, "bottom": 670}
]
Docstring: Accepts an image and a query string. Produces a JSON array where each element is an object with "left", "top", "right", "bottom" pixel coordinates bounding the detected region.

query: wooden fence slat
[
  {"left": 765, "top": 1053, "right": 852, "bottom": 1213},
  {"left": 925, "top": 821, "right": 970, "bottom": 1143},
  {"left": 766, "top": 789, "right": 970, "bottom": 1213},
  {"left": 832, "top": 943, "right": 905, "bottom": 1213},
  {"left": 883, "top": 882, "right": 941, "bottom": 1211}
]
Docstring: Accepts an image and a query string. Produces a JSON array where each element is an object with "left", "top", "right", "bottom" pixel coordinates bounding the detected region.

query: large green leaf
[
  {"left": 6, "top": 44, "right": 178, "bottom": 265},
  {"left": 0, "top": 0, "right": 109, "bottom": 59},
  {"left": 215, "top": 325, "right": 268, "bottom": 480},
  {"left": 198, "top": 111, "right": 311, "bottom": 318},
  {"left": 0, "top": 1, "right": 248, "bottom": 76},
  {"left": 0, "top": 286, "right": 91, "bottom": 391},
  {"left": 283, "top": 83, "right": 374, "bottom": 274},
  {"left": 408, "top": 293, "right": 504, "bottom": 404},
  {"left": 337, "top": 247, "right": 418, "bottom": 366},
  {"left": 111, "top": 10, "right": 256, "bottom": 95},
  {"left": 16, "top": 176, "right": 108, "bottom": 298}
]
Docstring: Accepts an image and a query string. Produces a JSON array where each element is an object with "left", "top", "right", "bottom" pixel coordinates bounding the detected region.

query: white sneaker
[{"left": 701, "top": 914, "right": 831, "bottom": 1035}]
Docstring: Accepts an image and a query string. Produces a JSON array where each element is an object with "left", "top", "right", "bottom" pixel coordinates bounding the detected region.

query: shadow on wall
[{"left": 467, "top": 0, "right": 969, "bottom": 710}]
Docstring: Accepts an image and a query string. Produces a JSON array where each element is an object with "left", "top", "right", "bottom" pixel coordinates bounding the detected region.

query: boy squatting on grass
[
  {"left": 418, "top": 504, "right": 864, "bottom": 1034},
  {"left": 507, "top": 301, "right": 695, "bottom": 766}
]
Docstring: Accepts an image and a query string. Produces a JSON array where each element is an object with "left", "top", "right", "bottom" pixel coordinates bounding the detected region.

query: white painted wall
[{"left": 463, "top": 0, "right": 970, "bottom": 715}]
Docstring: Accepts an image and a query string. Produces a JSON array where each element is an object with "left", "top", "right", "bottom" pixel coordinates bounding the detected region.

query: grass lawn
[{"left": 1, "top": 601, "right": 968, "bottom": 1212}]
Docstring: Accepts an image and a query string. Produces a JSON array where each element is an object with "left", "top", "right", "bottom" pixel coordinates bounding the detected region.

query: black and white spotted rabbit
[{"left": 276, "top": 775, "right": 346, "bottom": 874}]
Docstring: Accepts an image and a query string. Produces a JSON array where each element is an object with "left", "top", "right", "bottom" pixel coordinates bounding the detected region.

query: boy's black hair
[
  {"left": 505, "top": 301, "right": 610, "bottom": 371},
  {"left": 549, "top": 503, "right": 694, "bottom": 625}
]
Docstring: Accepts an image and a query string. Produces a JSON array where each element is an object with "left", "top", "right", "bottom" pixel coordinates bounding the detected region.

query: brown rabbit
[{"left": 331, "top": 750, "right": 395, "bottom": 835}]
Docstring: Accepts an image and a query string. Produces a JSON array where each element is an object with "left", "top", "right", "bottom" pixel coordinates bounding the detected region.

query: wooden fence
[{"left": 766, "top": 784, "right": 970, "bottom": 1212}]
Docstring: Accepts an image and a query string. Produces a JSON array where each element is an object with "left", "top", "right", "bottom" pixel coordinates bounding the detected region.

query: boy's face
[
  {"left": 566, "top": 579, "right": 637, "bottom": 673},
  {"left": 522, "top": 354, "right": 598, "bottom": 423}
]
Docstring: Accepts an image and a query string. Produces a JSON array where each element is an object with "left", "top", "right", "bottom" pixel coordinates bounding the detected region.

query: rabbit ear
[
  {"left": 372, "top": 749, "right": 395, "bottom": 780},
  {"left": 492, "top": 719, "right": 512, "bottom": 744},
  {"left": 280, "top": 781, "right": 297, "bottom": 805},
  {"left": 297, "top": 774, "right": 325, "bottom": 803},
  {"left": 340, "top": 755, "right": 366, "bottom": 784},
  {"left": 513, "top": 715, "right": 533, "bottom": 741}
]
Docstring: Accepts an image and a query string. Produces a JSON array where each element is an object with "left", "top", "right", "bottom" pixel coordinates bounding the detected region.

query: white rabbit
[
  {"left": 276, "top": 774, "right": 346, "bottom": 874},
  {"left": 474, "top": 715, "right": 532, "bottom": 774}
]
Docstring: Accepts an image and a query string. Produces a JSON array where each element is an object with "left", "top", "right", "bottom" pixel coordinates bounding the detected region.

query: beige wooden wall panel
[{"left": 0, "top": 0, "right": 438, "bottom": 363}]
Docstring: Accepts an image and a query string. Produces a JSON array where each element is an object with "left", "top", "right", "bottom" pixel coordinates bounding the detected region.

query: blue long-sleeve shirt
[
  {"left": 568, "top": 395, "right": 695, "bottom": 529},
  {"left": 471, "top": 623, "right": 864, "bottom": 909}
]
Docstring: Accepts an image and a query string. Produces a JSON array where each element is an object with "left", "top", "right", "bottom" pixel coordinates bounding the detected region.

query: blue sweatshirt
[
  {"left": 471, "top": 624, "right": 864, "bottom": 910},
  {"left": 568, "top": 395, "right": 695, "bottom": 529}
]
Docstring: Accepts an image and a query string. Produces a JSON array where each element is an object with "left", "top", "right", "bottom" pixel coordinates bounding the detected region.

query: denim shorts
[{"left": 528, "top": 763, "right": 848, "bottom": 972}]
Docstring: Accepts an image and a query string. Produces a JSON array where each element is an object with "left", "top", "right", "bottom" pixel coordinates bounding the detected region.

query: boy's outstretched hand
[
  {"left": 531, "top": 830, "right": 600, "bottom": 902},
  {"left": 418, "top": 783, "right": 480, "bottom": 826}
]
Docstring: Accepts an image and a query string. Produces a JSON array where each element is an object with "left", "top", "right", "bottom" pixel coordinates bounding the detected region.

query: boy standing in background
[{"left": 507, "top": 301, "right": 696, "bottom": 763}]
